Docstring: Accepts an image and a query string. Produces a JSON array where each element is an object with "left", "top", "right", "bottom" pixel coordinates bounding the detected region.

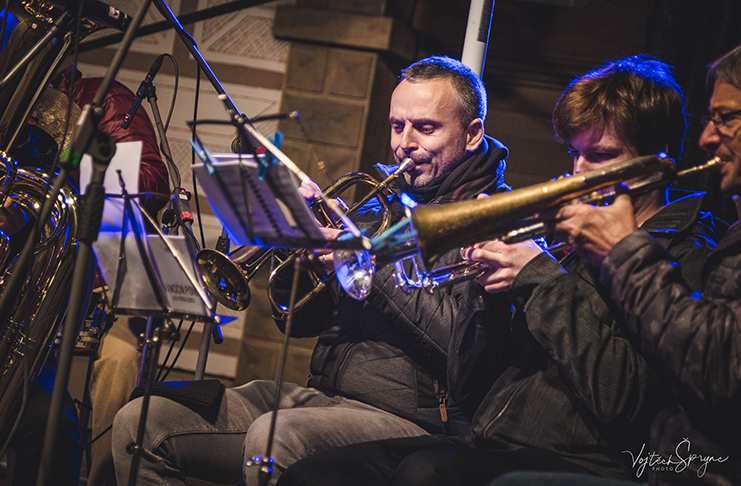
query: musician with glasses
[
  {"left": 111, "top": 55, "right": 513, "bottom": 486},
  {"left": 500, "top": 43, "right": 741, "bottom": 486},
  {"left": 274, "top": 54, "right": 725, "bottom": 486}
]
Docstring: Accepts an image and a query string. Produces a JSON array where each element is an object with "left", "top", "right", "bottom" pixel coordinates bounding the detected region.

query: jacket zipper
[
  {"left": 481, "top": 378, "right": 528, "bottom": 437},
  {"left": 332, "top": 342, "right": 358, "bottom": 389},
  {"left": 433, "top": 379, "right": 448, "bottom": 423}
]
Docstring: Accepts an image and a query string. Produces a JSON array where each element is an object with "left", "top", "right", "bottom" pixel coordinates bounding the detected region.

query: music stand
[
  {"left": 191, "top": 139, "right": 368, "bottom": 253},
  {"left": 191, "top": 142, "right": 368, "bottom": 485},
  {"left": 85, "top": 142, "right": 215, "bottom": 484}
]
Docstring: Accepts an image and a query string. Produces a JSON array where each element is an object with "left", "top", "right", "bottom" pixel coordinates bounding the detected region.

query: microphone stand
[
  {"left": 26, "top": 0, "right": 155, "bottom": 484},
  {"left": 144, "top": 80, "right": 222, "bottom": 380}
]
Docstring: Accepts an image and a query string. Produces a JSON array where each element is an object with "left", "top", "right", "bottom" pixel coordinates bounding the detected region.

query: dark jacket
[
  {"left": 601, "top": 206, "right": 741, "bottom": 485},
  {"left": 452, "top": 192, "right": 723, "bottom": 480},
  {"left": 272, "top": 136, "right": 510, "bottom": 435}
]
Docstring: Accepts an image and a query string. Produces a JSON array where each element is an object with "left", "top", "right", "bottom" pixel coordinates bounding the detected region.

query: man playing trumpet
[
  {"left": 527, "top": 43, "right": 741, "bottom": 486},
  {"left": 275, "top": 55, "right": 724, "bottom": 486},
  {"left": 112, "top": 55, "right": 513, "bottom": 486}
]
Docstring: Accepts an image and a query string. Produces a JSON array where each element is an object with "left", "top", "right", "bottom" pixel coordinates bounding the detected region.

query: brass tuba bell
[{"left": 0, "top": 0, "right": 124, "bottom": 447}]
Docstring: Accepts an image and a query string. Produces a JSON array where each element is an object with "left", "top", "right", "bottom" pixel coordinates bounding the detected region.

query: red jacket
[{"left": 53, "top": 68, "right": 169, "bottom": 215}]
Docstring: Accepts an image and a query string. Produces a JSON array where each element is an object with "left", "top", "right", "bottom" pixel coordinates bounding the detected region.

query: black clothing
[
  {"left": 278, "top": 435, "right": 591, "bottom": 486},
  {"left": 7, "top": 361, "right": 80, "bottom": 486},
  {"left": 463, "top": 192, "right": 723, "bottom": 479},
  {"left": 601, "top": 214, "right": 741, "bottom": 485},
  {"left": 276, "top": 192, "right": 723, "bottom": 486},
  {"left": 272, "top": 136, "right": 510, "bottom": 435}
]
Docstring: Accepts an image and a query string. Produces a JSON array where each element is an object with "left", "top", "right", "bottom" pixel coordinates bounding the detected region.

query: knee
[
  {"left": 112, "top": 397, "right": 173, "bottom": 453},
  {"left": 243, "top": 413, "right": 273, "bottom": 464},
  {"left": 112, "top": 399, "right": 140, "bottom": 454},
  {"left": 243, "top": 413, "right": 308, "bottom": 470},
  {"left": 393, "top": 449, "right": 456, "bottom": 486}
]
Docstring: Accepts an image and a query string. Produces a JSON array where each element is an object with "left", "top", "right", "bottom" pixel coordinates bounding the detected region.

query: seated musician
[
  {"left": 111, "top": 55, "right": 514, "bottom": 486},
  {"left": 274, "top": 55, "right": 725, "bottom": 486},
  {"left": 487, "top": 42, "right": 741, "bottom": 486}
]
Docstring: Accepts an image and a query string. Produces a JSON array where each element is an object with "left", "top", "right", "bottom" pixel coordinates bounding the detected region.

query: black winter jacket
[
  {"left": 451, "top": 192, "right": 723, "bottom": 480},
  {"left": 601, "top": 206, "right": 741, "bottom": 485},
  {"left": 273, "top": 136, "right": 510, "bottom": 435}
]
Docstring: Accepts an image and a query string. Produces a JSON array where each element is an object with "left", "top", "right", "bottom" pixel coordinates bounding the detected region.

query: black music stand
[
  {"left": 89, "top": 153, "right": 215, "bottom": 484},
  {"left": 191, "top": 146, "right": 329, "bottom": 250},
  {"left": 191, "top": 141, "right": 369, "bottom": 485}
]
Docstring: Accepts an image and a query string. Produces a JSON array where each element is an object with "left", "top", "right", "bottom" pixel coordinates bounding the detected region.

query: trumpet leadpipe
[
  {"left": 500, "top": 156, "right": 722, "bottom": 245},
  {"left": 410, "top": 154, "right": 721, "bottom": 268}
]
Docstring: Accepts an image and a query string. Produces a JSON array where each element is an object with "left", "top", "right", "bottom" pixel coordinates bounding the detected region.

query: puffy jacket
[
  {"left": 452, "top": 192, "right": 723, "bottom": 480},
  {"left": 272, "top": 136, "right": 510, "bottom": 435},
  {"left": 601, "top": 206, "right": 741, "bottom": 485}
]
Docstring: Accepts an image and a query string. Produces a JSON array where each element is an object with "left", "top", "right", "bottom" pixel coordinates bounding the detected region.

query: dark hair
[
  {"left": 552, "top": 54, "right": 686, "bottom": 160},
  {"left": 707, "top": 44, "right": 741, "bottom": 91},
  {"left": 401, "top": 55, "right": 487, "bottom": 127}
]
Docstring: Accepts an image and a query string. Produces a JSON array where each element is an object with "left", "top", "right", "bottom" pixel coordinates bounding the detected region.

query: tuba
[{"left": 0, "top": 0, "right": 121, "bottom": 446}]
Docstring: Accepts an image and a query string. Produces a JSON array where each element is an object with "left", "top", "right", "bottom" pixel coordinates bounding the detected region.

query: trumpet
[
  {"left": 358, "top": 153, "right": 722, "bottom": 293},
  {"left": 198, "top": 158, "right": 415, "bottom": 312}
]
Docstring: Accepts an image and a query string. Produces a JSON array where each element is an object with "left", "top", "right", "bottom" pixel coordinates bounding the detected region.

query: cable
[
  {"left": 191, "top": 69, "right": 206, "bottom": 250},
  {"left": 162, "top": 54, "right": 178, "bottom": 133},
  {"left": 158, "top": 320, "right": 196, "bottom": 382}
]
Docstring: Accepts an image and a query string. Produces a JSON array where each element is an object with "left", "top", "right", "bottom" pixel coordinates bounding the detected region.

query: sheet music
[
  {"left": 94, "top": 229, "right": 212, "bottom": 318},
  {"left": 86, "top": 141, "right": 212, "bottom": 319},
  {"left": 192, "top": 153, "right": 327, "bottom": 248},
  {"left": 79, "top": 141, "right": 145, "bottom": 235}
]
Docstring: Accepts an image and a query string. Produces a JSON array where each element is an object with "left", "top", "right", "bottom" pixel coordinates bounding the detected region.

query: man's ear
[{"left": 465, "top": 118, "right": 484, "bottom": 152}]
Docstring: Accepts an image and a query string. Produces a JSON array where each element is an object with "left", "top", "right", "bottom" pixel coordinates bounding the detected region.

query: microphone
[
  {"left": 231, "top": 111, "right": 299, "bottom": 153},
  {"left": 79, "top": 0, "right": 131, "bottom": 31},
  {"left": 121, "top": 54, "right": 165, "bottom": 129},
  {"left": 249, "top": 111, "right": 299, "bottom": 123}
]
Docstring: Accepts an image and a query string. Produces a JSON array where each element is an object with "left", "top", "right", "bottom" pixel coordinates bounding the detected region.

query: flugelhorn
[
  {"left": 198, "top": 158, "right": 415, "bottom": 312},
  {"left": 367, "top": 153, "right": 721, "bottom": 292}
]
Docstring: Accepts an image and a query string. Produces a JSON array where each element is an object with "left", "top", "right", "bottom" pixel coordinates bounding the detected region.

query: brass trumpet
[
  {"left": 198, "top": 158, "right": 415, "bottom": 312},
  {"left": 365, "top": 154, "right": 721, "bottom": 293},
  {"left": 411, "top": 154, "right": 721, "bottom": 268}
]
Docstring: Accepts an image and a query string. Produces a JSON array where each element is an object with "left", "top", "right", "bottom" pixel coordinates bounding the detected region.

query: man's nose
[
  {"left": 573, "top": 156, "right": 588, "bottom": 174},
  {"left": 699, "top": 122, "right": 721, "bottom": 152},
  {"left": 399, "top": 126, "right": 418, "bottom": 153}
]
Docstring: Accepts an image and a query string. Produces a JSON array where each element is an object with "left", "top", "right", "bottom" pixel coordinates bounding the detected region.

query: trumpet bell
[
  {"left": 197, "top": 249, "right": 251, "bottom": 311},
  {"left": 333, "top": 248, "right": 374, "bottom": 300}
]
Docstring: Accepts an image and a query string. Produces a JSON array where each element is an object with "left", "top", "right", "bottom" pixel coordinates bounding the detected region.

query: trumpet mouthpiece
[{"left": 399, "top": 158, "right": 415, "bottom": 173}]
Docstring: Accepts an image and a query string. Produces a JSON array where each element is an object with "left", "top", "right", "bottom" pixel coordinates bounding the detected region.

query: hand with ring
[{"left": 316, "top": 250, "right": 334, "bottom": 272}]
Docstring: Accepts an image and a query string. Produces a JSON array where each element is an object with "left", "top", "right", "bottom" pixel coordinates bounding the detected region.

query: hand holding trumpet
[
  {"left": 543, "top": 191, "right": 638, "bottom": 267},
  {"left": 460, "top": 194, "right": 545, "bottom": 294},
  {"left": 297, "top": 180, "right": 343, "bottom": 273},
  {"left": 462, "top": 239, "right": 545, "bottom": 294}
]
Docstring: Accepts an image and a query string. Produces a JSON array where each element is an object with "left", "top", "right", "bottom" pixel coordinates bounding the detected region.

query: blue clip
[
  {"left": 190, "top": 138, "right": 216, "bottom": 176},
  {"left": 258, "top": 131, "right": 284, "bottom": 181}
]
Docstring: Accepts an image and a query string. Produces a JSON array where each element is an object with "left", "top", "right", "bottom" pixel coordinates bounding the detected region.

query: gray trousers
[{"left": 111, "top": 380, "right": 429, "bottom": 486}]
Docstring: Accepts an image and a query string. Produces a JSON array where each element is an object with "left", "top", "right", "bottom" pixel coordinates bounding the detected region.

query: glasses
[{"left": 701, "top": 109, "right": 741, "bottom": 129}]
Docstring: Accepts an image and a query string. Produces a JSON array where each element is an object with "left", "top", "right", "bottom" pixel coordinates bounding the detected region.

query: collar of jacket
[{"left": 639, "top": 190, "right": 704, "bottom": 241}]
